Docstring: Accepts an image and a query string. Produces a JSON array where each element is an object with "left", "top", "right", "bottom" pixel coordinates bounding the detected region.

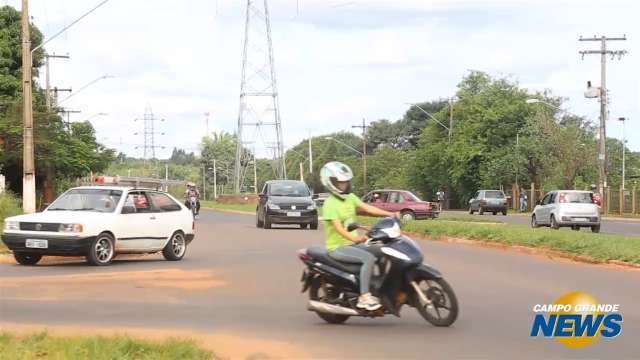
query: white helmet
[{"left": 320, "top": 161, "right": 353, "bottom": 199}]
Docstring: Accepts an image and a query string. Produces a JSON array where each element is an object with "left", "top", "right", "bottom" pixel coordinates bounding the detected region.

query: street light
[{"left": 58, "top": 75, "right": 115, "bottom": 105}]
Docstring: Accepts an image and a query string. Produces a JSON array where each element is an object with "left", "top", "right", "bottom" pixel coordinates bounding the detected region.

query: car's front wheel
[
  {"left": 86, "top": 233, "right": 115, "bottom": 266},
  {"left": 14, "top": 252, "right": 42, "bottom": 266},
  {"left": 550, "top": 215, "right": 560, "bottom": 230},
  {"left": 531, "top": 215, "right": 540, "bottom": 228},
  {"left": 163, "top": 231, "right": 187, "bottom": 261}
]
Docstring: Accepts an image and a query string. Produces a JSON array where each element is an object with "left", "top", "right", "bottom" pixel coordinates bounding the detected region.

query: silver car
[{"left": 531, "top": 190, "right": 600, "bottom": 233}]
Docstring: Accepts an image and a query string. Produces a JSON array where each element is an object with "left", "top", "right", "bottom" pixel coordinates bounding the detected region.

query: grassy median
[
  {"left": 201, "top": 201, "right": 255, "bottom": 213},
  {"left": 0, "top": 332, "right": 214, "bottom": 360},
  {"left": 359, "top": 216, "right": 640, "bottom": 265}
]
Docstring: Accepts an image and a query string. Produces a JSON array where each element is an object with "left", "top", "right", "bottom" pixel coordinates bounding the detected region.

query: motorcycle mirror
[{"left": 346, "top": 223, "right": 360, "bottom": 232}]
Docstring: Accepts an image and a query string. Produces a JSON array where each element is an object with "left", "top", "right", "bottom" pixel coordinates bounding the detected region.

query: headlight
[
  {"left": 267, "top": 203, "right": 280, "bottom": 210},
  {"left": 59, "top": 223, "right": 83, "bottom": 233},
  {"left": 4, "top": 221, "right": 19, "bottom": 231}
]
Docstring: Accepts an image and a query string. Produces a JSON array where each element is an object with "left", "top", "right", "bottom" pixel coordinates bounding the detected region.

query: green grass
[
  {"left": 0, "top": 192, "right": 22, "bottom": 254},
  {"left": 358, "top": 216, "right": 640, "bottom": 265},
  {"left": 201, "top": 201, "right": 256, "bottom": 213},
  {"left": 0, "top": 331, "right": 214, "bottom": 360}
]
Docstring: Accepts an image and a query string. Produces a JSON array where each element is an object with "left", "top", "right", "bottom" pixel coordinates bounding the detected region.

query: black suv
[{"left": 256, "top": 180, "right": 319, "bottom": 230}]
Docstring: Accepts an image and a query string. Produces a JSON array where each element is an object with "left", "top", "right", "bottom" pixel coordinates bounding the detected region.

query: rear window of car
[
  {"left": 559, "top": 192, "right": 594, "bottom": 204},
  {"left": 485, "top": 191, "right": 505, "bottom": 199},
  {"left": 149, "top": 192, "right": 181, "bottom": 212}
]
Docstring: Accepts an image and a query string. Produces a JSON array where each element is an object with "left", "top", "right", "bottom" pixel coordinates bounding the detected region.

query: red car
[{"left": 360, "top": 189, "right": 439, "bottom": 221}]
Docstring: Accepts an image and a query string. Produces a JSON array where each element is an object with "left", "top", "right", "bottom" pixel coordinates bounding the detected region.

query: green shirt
[{"left": 322, "top": 193, "right": 363, "bottom": 251}]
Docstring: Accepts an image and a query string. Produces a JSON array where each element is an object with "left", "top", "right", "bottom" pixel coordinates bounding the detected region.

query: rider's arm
[
  {"left": 332, "top": 219, "right": 365, "bottom": 243},
  {"left": 357, "top": 202, "right": 398, "bottom": 218}
]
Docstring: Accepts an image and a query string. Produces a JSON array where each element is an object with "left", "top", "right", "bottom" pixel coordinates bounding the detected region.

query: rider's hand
[{"left": 352, "top": 235, "right": 368, "bottom": 244}]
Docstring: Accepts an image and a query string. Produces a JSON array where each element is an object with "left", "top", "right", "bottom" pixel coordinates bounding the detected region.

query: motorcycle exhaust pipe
[{"left": 308, "top": 300, "right": 360, "bottom": 316}]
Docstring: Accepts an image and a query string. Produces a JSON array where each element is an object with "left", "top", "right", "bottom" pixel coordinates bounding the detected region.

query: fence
[{"left": 505, "top": 184, "right": 639, "bottom": 215}]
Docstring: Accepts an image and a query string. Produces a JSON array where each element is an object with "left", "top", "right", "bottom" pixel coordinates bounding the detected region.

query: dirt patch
[
  {"left": 0, "top": 268, "right": 226, "bottom": 302},
  {"left": 406, "top": 231, "right": 640, "bottom": 271},
  {"left": 0, "top": 322, "right": 306, "bottom": 359}
]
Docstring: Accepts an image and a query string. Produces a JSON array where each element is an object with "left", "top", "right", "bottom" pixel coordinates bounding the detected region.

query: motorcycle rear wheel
[
  {"left": 412, "top": 277, "right": 458, "bottom": 327},
  {"left": 309, "top": 277, "right": 350, "bottom": 324}
]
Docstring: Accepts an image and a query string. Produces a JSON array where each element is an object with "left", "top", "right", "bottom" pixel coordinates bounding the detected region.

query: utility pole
[
  {"left": 308, "top": 132, "right": 313, "bottom": 174},
  {"left": 21, "top": 0, "right": 35, "bottom": 213},
  {"left": 579, "top": 35, "right": 627, "bottom": 197},
  {"left": 448, "top": 97, "right": 454, "bottom": 143},
  {"left": 352, "top": 118, "right": 369, "bottom": 194},
  {"left": 202, "top": 166, "right": 206, "bottom": 201},
  {"left": 253, "top": 154, "right": 258, "bottom": 194},
  {"left": 299, "top": 162, "right": 304, "bottom": 181},
  {"left": 618, "top": 117, "right": 627, "bottom": 190},
  {"left": 44, "top": 53, "right": 69, "bottom": 109},
  {"left": 213, "top": 159, "right": 217, "bottom": 200}
]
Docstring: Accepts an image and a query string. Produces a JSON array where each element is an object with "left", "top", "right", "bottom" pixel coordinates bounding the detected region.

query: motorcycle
[
  {"left": 188, "top": 196, "right": 198, "bottom": 218},
  {"left": 298, "top": 217, "right": 458, "bottom": 326}
]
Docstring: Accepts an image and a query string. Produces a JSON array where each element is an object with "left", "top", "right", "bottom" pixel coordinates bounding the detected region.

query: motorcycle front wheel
[{"left": 412, "top": 276, "right": 458, "bottom": 327}]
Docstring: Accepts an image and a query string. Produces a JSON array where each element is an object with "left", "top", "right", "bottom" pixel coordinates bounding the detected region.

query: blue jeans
[{"left": 329, "top": 244, "right": 375, "bottom": 294}]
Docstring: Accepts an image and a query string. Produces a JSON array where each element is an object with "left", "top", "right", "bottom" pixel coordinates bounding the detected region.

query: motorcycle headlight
[
  {"left": 4, "top": 221, "right": 19, "bottom": 231},
  {"left": 267, "top": 203, "right": 280, "bottom": 210},
  {"left": 59, "top": 223, "right": 83, "bottom": 233}
]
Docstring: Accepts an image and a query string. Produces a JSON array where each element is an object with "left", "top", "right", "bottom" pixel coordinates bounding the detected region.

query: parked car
[
  {"left": 360, "top": 189, "right": 439, "bottom": 221},
  {"left": 1, "top": 186, "right": 195, "bottom": 266},
  {"left": 312, "top": 192, "right": 330, "bottom": 207},
  {"left": 531, "top": 190, "right": 600, "bottom": 232},
  {"left": 468, "top": 190, "right": 508, "bottom": 215},
  {"left": 256, "top": 180, "right": 319, "bottom": 229}
]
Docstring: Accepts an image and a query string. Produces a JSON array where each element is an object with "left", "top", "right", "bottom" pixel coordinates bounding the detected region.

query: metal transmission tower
[
  {"left": 134, "top": 106, "right": 165, "bottom": 160},
  {"left": 234, "top": 0, "right": 286, "bottom": 193}
]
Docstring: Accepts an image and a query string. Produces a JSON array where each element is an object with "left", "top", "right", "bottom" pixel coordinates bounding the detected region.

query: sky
[{"left": 6, "top": 0, "right": 640, "bottom": 159}]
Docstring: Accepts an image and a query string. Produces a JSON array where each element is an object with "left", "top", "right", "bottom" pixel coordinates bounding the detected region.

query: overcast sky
[{"left": 8, "top": 0, "right": 639, "bottom": 158}]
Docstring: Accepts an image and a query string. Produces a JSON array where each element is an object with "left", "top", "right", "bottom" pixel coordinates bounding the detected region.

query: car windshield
[
  {"left": 405, "top": 192, "right": 421, "bottom": 201},
  {"left": 485, "top": 191, "right": 505, "bottom": 199},
  {"left": 269, "top": 182, "right": 310, "bottom": 197},
  {"left": 48, "top": 189, "right": 122, "bottom": 213},
  {"left": 561, "top": 192, "right": 593, "bottom": 204}
]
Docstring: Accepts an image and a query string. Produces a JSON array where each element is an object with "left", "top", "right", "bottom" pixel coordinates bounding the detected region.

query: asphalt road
[
  {"left": 1, "top": 210, "right": 638, "bottom": 358},
  {"left": 445, "top": 211, "right": 640, "bottom": 236}
]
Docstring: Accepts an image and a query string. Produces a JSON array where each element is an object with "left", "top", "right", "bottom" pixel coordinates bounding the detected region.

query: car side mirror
[
  {"left": 121, "top": 206, "right": 136, "bottom": 214},
  {"left": 346, "top": 223, "right": 360, "bottom": 232}
]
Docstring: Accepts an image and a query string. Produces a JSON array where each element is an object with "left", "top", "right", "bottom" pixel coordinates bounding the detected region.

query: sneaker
[{"left": 357, "top": 293, "right": 382, "bottom": 311}]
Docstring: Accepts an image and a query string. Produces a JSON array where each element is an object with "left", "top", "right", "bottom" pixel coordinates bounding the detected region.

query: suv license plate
[
  {"left": 573, "top": 218, "right": 588, "bottom": 222},
  {"left": 25, "top": 239, "right": 48, "bottom": 249},
  {"left": 287, "top": 211, "right": 301, "bottom": 217}
]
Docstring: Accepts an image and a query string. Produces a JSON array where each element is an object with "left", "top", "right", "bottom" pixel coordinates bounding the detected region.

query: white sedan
[{"left": 2, "top": 186, "right": 195, "bottom": 266}]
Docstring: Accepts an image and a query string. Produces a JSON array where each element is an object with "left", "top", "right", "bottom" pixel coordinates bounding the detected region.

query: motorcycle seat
[{"left": 306, "top": 246, "right": 362, "bottom": 274}]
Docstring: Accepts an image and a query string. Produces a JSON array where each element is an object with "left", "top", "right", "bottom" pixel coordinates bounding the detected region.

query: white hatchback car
[
  {"left": 531, "top": 190, "right": 601, "bottom": 233},
  {"left": 2, "top": 186, "right": 195, "bottom": 266}
]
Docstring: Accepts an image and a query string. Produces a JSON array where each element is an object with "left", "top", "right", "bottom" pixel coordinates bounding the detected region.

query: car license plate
[
  {"left": 25, "top": 239, "right": 48, "bottom": 249},
  {"left": 573, "top": 218, "right": 588, "bottom": 222},
  {"left": 287, "top": 211, "right": 301, "bottom": 217}
]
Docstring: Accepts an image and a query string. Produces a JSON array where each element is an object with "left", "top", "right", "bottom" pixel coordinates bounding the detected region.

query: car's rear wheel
[
  {"left": 86, "top": 233, "right": 115, "bottom": 266},
  {"left": 163, "top": 231, "right": 187, "bottom": 261},
  {"left": 478, "top": 207, "right": 484, "bottom": 215},
  {"left": 591, "top": 225, "right": 601, "bottom": 233},
  {"left": 14, "top": 252, "right": 42, "bottom": 266},
  {"left": 502, "top": 210, "right": 507, "bottom": 216},
  {"left": 550, "top": 215, "right": 560, "bottom": 230}
]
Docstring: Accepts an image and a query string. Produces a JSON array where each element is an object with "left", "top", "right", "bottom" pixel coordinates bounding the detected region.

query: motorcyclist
[
  {"left": 320, "top": 161, "right": 399, "bottom": 311},
  {"left": 184, "top": 182, "right": 201, "bottom": 215}
]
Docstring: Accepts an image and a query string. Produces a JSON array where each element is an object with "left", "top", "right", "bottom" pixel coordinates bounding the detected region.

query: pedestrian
[
  {"left": 519, "top": 190, "right": 528, "bottom": 212},
  {"left": 437, "top": 189, "right": 445, "bottom": 212}
]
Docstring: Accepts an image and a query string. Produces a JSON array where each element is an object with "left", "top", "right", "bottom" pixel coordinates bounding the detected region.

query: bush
[{"left": 0, "top": 191, "right": 21, "bottom": 224}]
